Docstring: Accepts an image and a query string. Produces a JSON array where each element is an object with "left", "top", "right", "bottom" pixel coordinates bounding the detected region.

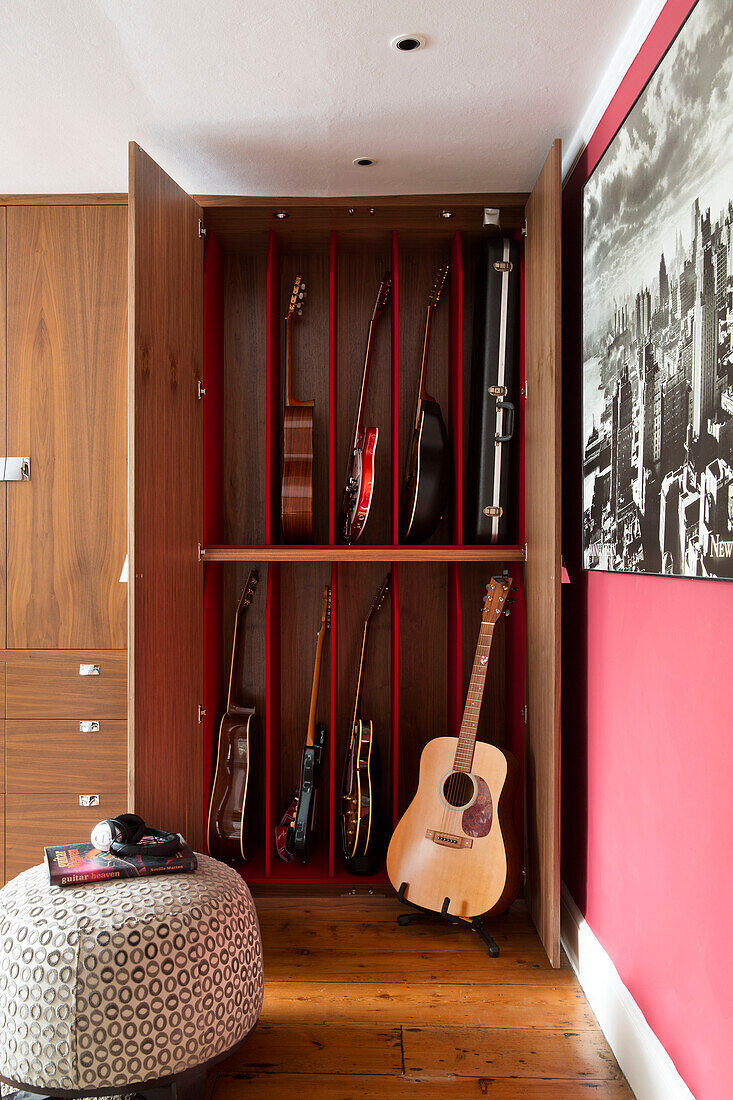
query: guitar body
[
  {"left": 386, "top": 736, "right": 520, "bottom": 918},
  {"left": 207, "top": 709, "right": 262, "bottom": 865},
  {"left": 399, "top": 401, "right": 451, "bottom": 544},
  {"left": 276, "top": 724, "right": 326, "bottom": 863},
  {"left": 342, "top": 427, "right": 378, "bottom": 543},
  {"left": 341, "top": 718, "right": 382, "bottom": 874},
  {"left": 281, "top": 405, "right": 314, "bottom": 542}
]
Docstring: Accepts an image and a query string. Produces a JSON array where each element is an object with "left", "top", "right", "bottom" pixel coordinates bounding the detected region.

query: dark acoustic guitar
[
  {"left": 340, "top": 573, "right": 391, "bottom": 874},
  {"left": 341, "top": 273, "right": 392, "bottom": 543},
  {"left": 276, "top": 585, "right": 331, "bottom": 863},
  {"left": 207, "top": 570, "right": 262, "bottom": 865},
  {"left": 281, "top": 273, "right": 314, "bottom": 543},
  {"left": 399, "top": 263, "right": 451, "bottom": 544},
  {"left": 386, "top": 576, "right": 521, "bottom": 919}
]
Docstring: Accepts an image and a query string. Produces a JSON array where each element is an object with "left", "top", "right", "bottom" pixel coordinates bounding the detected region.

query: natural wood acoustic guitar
[
  {"left": 281, "top": 273, "right": 314, "bottom": 542},
  {"left": 276, "top": 585, "right": 331, "bottom": 863},
  {"left": 340, "top": 273, "right": 392, "bottom": 543},
  {"left": 340, "top": 573, "right": 391, "bottom": 874},
  {"left": 386, "top": 575, "right": 520, "bottom": 918},
  {"left": 207, "top": 570, "right": 262, "bottom": 864},
  {"left": 398, "top": 263, "right": 451, "bottom": 544}
]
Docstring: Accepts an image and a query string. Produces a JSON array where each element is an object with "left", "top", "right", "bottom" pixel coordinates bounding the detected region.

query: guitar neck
[
  {"left": 414, "top": 307, "right": 434, "bottom": 428},
  {"left": 227, "top": 602, "right": 251, "bottom": 715},
  {"left": 352, "top": 318, "right": 378, "bottom": 447},
  {"left": 349, "top": 619, "right": 371, "bottom": 732},
  {"left": 285, "top": 314, "right": 314, "bottom": 409},
  {"left": 453, "top": 618, "right": 497, "bottom": 771},
  {"left": 306, "top": 621, "right": 328, "bottom": 747}
]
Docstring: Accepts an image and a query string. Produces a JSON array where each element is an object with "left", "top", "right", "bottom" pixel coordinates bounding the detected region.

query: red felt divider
[
  {"left": 328, "top": 561, "right": 338, "bottom": 877},
  {"left": 264, "top": 562, "right": 281, "bottom": 878},
  {"left": 390, "top": 561, "right": 400, "bottom": 829},
  {"left": 391, "top": 231, "right": 400, "bottom": 545},
  {"left": 265, "top": 231, "right": 280, "bottom": 545},
  {"left": 450, "top": 232, "right": 464, "bottom": 545},
  {"left": 329, "top": 232, "right": 338, "bottom": 547}
]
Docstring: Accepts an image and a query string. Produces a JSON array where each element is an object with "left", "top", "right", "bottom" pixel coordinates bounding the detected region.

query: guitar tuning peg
[
  {"left": 504, "top": 609, "right": 511, "bottom": 617},
  {"left": 511, "top": 586, "right": 518, "bottom": 593}
]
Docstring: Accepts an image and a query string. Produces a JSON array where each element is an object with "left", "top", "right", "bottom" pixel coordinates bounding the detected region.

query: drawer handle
[
  {"left": 79, "top": 663, "right": 100, "bottom": 676},
  {"left": 0, "top": 456, "right": 31, "bottom": 481},
  {"left": 79, "top": 794, "right": 100, "bottom": 807},
  {"left": 80, "top": 720, "right": 100, "bottom": 733}
]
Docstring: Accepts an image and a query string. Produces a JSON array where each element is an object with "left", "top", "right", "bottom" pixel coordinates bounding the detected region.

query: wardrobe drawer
[
  {"left": 5, "top": 652, "right": 127, "bottom": 718},
  {"left": 5, "top": 790, "right": 128, "bottom": 880},
  {"left": 5, "top": 720, "right": 127, "bottom": 794}
]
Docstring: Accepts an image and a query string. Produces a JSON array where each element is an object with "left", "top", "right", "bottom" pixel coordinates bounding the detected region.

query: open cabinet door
[
  {"left": 523, "top": 140, "right": 562, "bottom": 966},
  {"left": 129, "top": 144, "right": 204, "bottom": 849}
]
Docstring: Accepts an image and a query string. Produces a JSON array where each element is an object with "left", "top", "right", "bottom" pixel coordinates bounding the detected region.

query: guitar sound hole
[{"left": 442, "top": 772, "right": 475, "bottom": 808}]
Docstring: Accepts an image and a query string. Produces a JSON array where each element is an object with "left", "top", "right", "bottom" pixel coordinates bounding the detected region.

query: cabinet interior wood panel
[
  {"left": 523, "top": 140, "right": 562, "bottom": 967},
  {"left": 5, "top": 204, "right": 127, "bottom": 649},
  {"left": 5, "top": 791, "right": 128, "bottom": 879},
  {"left": 0, "top": 209, "right": 6, "bottom": 649},
  {"left": 5, "top": 720, "right": 127, "bottom": 793},
  {"left": 5, "top": 651, "right": 127, "bottom": 718}
]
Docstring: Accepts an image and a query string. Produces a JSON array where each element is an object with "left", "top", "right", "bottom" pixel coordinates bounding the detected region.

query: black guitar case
[{"left": 466, "top": 236, "right": 521, "bottom": 544}]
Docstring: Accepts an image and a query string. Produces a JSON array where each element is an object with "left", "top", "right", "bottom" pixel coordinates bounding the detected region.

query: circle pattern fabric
[{"left": 0, "top": 855, "right": 263, "bottom": 1093}]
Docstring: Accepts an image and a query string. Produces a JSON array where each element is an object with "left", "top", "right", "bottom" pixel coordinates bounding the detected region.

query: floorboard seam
[{"left": 400, "top": 1025, "right": 405, "bottom": 1077}]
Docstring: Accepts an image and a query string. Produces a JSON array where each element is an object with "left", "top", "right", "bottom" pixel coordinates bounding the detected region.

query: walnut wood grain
[
  {"left": 5, "top": 720, "right": 127, "bottom": 793},
  {"left": 523, "top": 140, "right": 562, "bottom": 967},
  {"left": 0, "top": 208, "right": 6, "bottom": 650},
  {"left": 5, "top": 791, "right": 128, "bottom": 879},
  {"left": 201, "top": 546, "right": 525, "bottom": 562},
  {"left": 5, "top": 205, "right": 127, "bottom": 649},
  {"left": 129, "top": 143, "right": 204, "bottom": 849},
  {"left": 281, "top": 407, "right": 314, "bottom": 542},
  {"left": 5, "top": 651, "right": 127, "bottom": 717}
]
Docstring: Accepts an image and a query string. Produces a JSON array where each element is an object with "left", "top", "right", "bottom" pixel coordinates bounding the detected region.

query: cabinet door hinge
[
  {"left": 521, "top": 704, "right": 528, "bottom": 724},
  {"left": 521, "top": 219, "right": 528, "bottom": 238},
  {"left": 198, "top": 705, "right": 207, "bottom": 723},
  {"left": 198, "top": 219, "right": 207, "bottom": 239},
  {"left": 483, "top": 207, "right": 501, "bottom": 229},
  {"left": 198, "top": 542, "right": 206, "bottom": 562},
  {"left": 520, "top": 381, "right": 528, "bottom": 399},
  {"left": 197, "top": 380, "right": 206, "bottom": 400}
]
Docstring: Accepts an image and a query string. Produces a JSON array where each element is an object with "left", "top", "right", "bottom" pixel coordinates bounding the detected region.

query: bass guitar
[
  {"left": 341, "top": 273, "right": 392, "bottom": 543},
  {"left": 281, "top": 273, "right": 314, "bottom": 543},
  {"left": 276, "top": 585, "right": 331, "bottom": 863},
  {"left": 399, "top": 263, "right": 451, "bottom": 544},
  {"left": 340, "top": 573, "right": 391, "bottom": 874},
  {"left": 386, "top": 575, "right": 520, "bottom": 918},
  {"left": 207, "top": 570, "right": 262, "bottom": 865}
]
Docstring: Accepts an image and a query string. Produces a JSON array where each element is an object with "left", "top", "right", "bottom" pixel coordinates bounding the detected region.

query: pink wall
[{"left": 562, "top": 2, "right": 733, "bottom": 1097}]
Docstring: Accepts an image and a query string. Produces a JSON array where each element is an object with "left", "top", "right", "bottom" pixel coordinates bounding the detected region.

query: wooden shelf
[{"left": 200, "top": 545, "right": 526, "bottom": 563}]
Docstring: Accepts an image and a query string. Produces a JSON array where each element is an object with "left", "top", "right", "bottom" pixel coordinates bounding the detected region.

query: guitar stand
[{"left": 396, "top": 882, "right": 500, "bottom": 957}]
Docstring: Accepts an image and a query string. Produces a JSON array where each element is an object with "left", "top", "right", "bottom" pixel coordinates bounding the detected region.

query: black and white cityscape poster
[{"left": 582, "top": 0, "right": 733, "bottom": 579}]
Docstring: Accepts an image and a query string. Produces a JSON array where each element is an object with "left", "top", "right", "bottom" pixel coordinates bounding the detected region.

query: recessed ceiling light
[
  {"left": 391, "top": 34, "right": 425, "bottom": 52},
  {"left": 440, "top": 210, "right": 455, "bottom": 219},
  {"left": 353, "top": 157, "right": 374, "bottom": 167},
  {"left": 273, "top": 210, "right": 289, "bottom": 219}
]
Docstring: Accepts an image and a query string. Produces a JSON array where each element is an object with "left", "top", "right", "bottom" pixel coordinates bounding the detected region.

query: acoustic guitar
[
  {"left": 207, "top": 570, "right": 262, "bottom": 865},
  {"left": 386, "top": 575, "right": 520, "bottom": 918},
  {"left": 281, "top": 274, "right": 314, "bottom": 542},
  {"left": 398, "top": 263, "right": 451, "bottom": 544},
  {"left": 276, "top": 585, "right": 331, "bottom": 863},
  {"left": 340, "top": 573, "right": 391, "bottom": 874},
  {"left": 340, "top": 273, "right": 392, "bottom": 543}
]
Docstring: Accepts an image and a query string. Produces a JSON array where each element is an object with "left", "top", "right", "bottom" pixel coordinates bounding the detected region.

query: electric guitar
[
  {"left": 386, "top": 576, "right": 520, "bottom": 918},
  {"left": 340, "top": 573, "right": 391, "bottom": 874},
  {"left": 281, "top": 274, "right": 314, "bottom": 543},
  {"left": 341, "top": 273, "right": 392, "bottom": 543},
  {"left": 207, "top": 570, "right": 262, "bottom": 865},
  {"left": 276, "top": 585, "right": 331, "bottom": 863},
  {"left": 399, "top": 263, "right": 451, "bottom": 544}
]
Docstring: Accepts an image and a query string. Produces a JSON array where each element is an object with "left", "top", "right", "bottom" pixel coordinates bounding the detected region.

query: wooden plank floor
[{"left": 210, "top": 894, "right": 633, "bottom": 1099}]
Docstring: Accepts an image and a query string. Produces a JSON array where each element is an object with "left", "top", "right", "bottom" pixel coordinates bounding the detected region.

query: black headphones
[{"left": 91, "top": 814, "right": 181, "bottom": 857}]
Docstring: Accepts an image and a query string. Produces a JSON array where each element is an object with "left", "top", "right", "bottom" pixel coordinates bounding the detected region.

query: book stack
[{"left": 45, "top": 836, "right": 197, "bottom": 887}]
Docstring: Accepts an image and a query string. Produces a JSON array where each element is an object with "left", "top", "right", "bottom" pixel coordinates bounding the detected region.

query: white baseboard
[{"left": 561, "top": 882, "right": 695, "bottom": 1100}]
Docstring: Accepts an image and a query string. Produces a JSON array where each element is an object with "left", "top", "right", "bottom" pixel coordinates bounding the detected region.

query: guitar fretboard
[{"left": 453, "top": 617, "right": 497, "bottom": 772}]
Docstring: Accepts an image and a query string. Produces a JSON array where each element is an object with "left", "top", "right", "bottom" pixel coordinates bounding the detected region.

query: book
[{"left": 44, "top": 835, "right": 197, "bottom": 887}]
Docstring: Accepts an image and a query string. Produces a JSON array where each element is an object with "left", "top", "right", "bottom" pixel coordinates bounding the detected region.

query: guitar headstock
[
  {"left": 321, "top": 585, "right": 332, "bottom": 631},
  {"left": 366, "top": 573, "right": 391, "bottom": 624},
  {"left": 482, "top": 575, "right": 512, "bottom": 623},
  {"left": 237, "top": 569, "right": 259, "bottom": 614},
  {"left": 371, "top": 273, "right": 392, "bottom": 322},
  {"left": 287, "top": 274, "right": 307, "bottom": 319},
  {"left": 428, "top": 263, "right": 449, "bottom": 311}
]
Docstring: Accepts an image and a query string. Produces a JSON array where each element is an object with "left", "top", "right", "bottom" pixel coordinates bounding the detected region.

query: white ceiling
[{"left": 1, "top": 0, "right": 646, "bottom": 197}]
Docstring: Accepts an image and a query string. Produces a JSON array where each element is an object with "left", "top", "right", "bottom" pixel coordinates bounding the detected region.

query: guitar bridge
[{"left": 426, "top": 829, "right": 473, "bottom": 849}]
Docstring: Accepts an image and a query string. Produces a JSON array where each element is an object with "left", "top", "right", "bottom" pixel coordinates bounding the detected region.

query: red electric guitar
[{"left": 340, "top": 273, "right": 392, "bottom": 543}]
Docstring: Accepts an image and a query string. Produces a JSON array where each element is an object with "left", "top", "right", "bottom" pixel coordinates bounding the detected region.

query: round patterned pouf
[{"left": 0, "top": 854, "right": 263, "bottom": 1098}]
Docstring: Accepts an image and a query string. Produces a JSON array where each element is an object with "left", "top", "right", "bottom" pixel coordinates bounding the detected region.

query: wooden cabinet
[
  {"left": 0, "top": 202, "right": 129, "bottom": 881},
  {"left": 128, "top": 145, "right": 562, "bottom": 964}
]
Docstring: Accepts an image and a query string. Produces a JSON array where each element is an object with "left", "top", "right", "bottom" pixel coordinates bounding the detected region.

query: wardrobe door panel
[
  {"left": 523, "top": 140, "right": 562, "bottom": 967},
  {"left": 0, "top": 208, "right": 5, "bottom": 650},
  {"left": 129, "top": 144, "right": 204, "bottom": 848},
  {"left": 5, "top": 205, "right": 127, "bottom": 649}
]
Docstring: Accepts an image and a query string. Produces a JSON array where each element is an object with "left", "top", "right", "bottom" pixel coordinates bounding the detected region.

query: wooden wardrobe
[
  {"left": 0, "top": 201, "right": 128, "bottom": 880},
  {"left": 128, "top": 142, "right": 561, "bottom": 964}
]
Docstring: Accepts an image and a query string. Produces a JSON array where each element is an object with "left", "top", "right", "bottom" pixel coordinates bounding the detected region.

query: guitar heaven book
[{"left": 45, "top": 836, "right": 197, "bottom": 887}]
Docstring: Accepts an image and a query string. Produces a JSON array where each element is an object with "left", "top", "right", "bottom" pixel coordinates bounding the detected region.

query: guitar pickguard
[{"left": 461, "top": 776, "right": 493, "bottom": 838}]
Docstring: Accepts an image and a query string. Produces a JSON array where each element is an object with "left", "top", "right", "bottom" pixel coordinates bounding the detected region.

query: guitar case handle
[{"left": 495, "top": 399, "right": 515, "bottom": 444}]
